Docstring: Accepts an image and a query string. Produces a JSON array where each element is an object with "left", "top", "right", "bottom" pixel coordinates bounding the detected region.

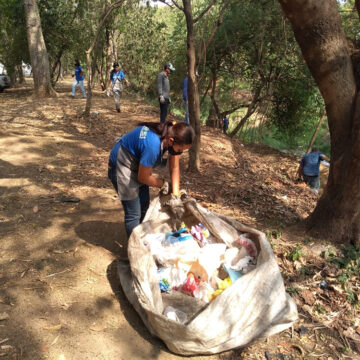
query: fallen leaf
[
  {"left": 0, "top": 345, "right": 13, "bottom": 350},
  {"left": 300, "top": 289, "right": 316, "bottom": 306},
  {"left": 43, "top": 324, "right": 62, "bottom": 331},
  {"left": 89, "top": 322, "right": 106, "bottom": 332},
  {"left": 0, "top": 313, "right": 9, "bottom": 321},
  {"left": 50, "top": 334, "right": 60, "bottom": 346}
]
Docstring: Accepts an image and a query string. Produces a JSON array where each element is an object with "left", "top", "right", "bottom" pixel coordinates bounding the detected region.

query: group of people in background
[
  {"left": 71, "top": 60, "right": 328, "bottom": 239},
  {"left": 71, "top": 59, "right": 230, "bottom": 131}
]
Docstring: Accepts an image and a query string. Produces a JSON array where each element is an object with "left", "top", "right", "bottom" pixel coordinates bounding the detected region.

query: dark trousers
[
  {"left": 108, "top": 160, "right": 150, "bottom": 237},
  {"left": 303, "top": 174, "right": 320, "bottom": 193},
  {"left": 159, "top": 98, "right": 170, "bottom": 123}
]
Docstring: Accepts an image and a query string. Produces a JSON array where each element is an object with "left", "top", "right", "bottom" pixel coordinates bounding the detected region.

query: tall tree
[
  {"left": 161, "top": 0, "right": 230, "bottom": 171},
  {"left": 279, "top": 0, "right": 360, "bottom": 244},
  {"left": 24, "top": 0, "right": 54, "bottom": 97}
]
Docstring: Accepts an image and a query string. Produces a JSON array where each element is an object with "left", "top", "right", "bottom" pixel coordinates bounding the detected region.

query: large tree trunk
[
  {"left": 105, "top": 26, "right": 116, "bottom": 86},
  {"left": 24, "top": 0, "right": 54, "bottom": 97},
  {"left": 279, "top": 0, "right": 360, "bottom": 244},
  {"left": 183, "top": 0, "right": 201, "bottom": 172}
]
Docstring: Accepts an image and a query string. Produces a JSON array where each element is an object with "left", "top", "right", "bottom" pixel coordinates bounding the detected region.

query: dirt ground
[{"left": 0, "top": 79, "right": 359, "bottom": 360}]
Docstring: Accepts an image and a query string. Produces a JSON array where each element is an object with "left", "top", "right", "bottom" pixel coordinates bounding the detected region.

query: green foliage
[
  {"left": 0, "top": 0, "right": 29, "bottom": 80},
  {"left": 298, "top": 266, "right": 312, "bottom": 276},
  {"left": 116, "top": 3, "right": 175, "bottom": 95},
  {"left": 265, "top": 229, "right": 282, "bottom": 240},
  {"left": 314, "top": 303, "right": 326, "bottom": 315},
  {"left": 287, "top": 244, "right": 303, "bottom": 262},
  {"left": 302, "top": 237, "right": 311, "bottom": 245},
  {"left": 286, "top": 287, "right": 298, "bottom": 297}
]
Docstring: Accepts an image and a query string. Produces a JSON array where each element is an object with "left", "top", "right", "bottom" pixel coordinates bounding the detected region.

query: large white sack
[{"left": 118, "top": 196, "right": 297, "bottom": 355}]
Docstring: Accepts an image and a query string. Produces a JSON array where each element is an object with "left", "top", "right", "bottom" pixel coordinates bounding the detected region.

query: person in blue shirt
[
  {"left": 107, "top": 62, "right": 129, "bottom": 113},
  {"left": 297, "top": 148, "right": 330, "bottom": 194},
  {"left": 71, "top": 60, "right": 86, "bottom": 98},
  {"left": 223, "top": 117, "right": 229, "bottom": 134},
  {"left": 182, "top": 76, "right": 189, "bottom": 124},
  {"left": 108, "top": 121, "right": 195, "bottom": 237}
]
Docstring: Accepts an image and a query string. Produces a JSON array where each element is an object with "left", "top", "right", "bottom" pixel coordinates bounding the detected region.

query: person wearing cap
[
  {"left": 157, "top": 62, "right": 175, "bottom": 123},
  {"left": 108, "top": 120, "right": 195, "bottom": 238},
  {"left": 107, "top": 62, "right": 129, "bottom": 112}
]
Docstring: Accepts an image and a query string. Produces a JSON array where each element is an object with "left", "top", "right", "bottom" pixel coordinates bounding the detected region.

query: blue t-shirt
[
  {"left": 110, "top": 69, "right": 125, "bottom": 83},
  {"left": 75, "top": 66, "right": 84, "bottom": 81},
  {"left": 110, "top": 126, "right": 162, "bottom": 167},
  {"left": 182, "top": 76, "right": 188, "bottom": 101},
  {"left": 300, "top": 151, "right": 324, "bottom": 176}
]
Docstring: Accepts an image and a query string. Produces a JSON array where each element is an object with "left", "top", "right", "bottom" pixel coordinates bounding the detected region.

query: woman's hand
[{"left": 138, "top": 165, "right": 164, "bottom": 188}]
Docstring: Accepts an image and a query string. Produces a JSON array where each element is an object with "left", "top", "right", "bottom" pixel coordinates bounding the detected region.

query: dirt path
[{"left": 0, "top": 80, "right": 359, "bottom": 360}]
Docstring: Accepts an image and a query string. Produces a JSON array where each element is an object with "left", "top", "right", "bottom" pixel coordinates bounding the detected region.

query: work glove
[
  {"left": 106, "top": 88, "right": 111, "bottom": 97},
  {"left": 159, "top": 95, "right": 165, "bottom": 104},
  {"left": 159, "top": 180, "right": 171, "bottom": 196}
]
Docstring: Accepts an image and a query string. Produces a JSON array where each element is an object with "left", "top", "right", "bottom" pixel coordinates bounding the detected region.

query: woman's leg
[
  {"left": 114, "top": 90, "right": 121, "bottom": 112},
  {"left": 79, "top": 80, "right": 86, "bottom": 98},
  {"left": 121, "top": 197, "right": 141, "bottom": 238},
  {"left": 72, "top": 80, "right": 77, "bottom": 97},
  {"left": 139, "top": 185, "right": 150, "bottom": 223}
]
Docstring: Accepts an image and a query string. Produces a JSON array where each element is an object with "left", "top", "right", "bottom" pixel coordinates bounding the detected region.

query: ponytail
[{"left": 137, "top": 121, "right": 195, "bottom": 145}]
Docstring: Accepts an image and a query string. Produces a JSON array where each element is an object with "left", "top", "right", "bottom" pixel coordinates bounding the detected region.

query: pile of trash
[
  {"left": 118, "top": 196, "right": 297, "bottom": 355},
  {"left": 144, "top": 222, "right": 258, "bottom": 318}
]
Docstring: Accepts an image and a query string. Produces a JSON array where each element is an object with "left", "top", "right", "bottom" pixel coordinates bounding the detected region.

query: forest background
[{"left": 1, "top": 0, "right": 343, "bottom": 155}]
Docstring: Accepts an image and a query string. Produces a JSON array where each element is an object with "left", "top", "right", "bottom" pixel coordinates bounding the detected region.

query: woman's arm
[
  {"left": 138, "top": 165, "right": 164, "bottom": 188},
  {"left": 169, "top": 155, "right": 180, "bottom": 196}
]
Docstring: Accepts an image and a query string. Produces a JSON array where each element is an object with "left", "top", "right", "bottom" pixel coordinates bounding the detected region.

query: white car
[{"left": 0, "top": 74, "right": 11, "bottom": 92}]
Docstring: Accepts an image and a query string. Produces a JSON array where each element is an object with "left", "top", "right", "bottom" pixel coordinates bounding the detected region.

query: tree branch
[
  {"left": 197, "top": 0, "right": 231, "bottom": 65},
  {"left": 193, "top": 0, "right": 217, "bottom": 23},
  {"left": 87, "top": 0, "right": 125, "bottom": 55}
]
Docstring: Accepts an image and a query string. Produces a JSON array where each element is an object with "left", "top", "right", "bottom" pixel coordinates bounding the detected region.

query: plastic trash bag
[{"left": 117, "top": 196, "right": 297, "bottom": 355}]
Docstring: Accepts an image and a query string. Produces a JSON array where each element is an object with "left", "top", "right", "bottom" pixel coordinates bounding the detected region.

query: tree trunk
[
  {"left": 306, "top": 110, "right": 326, "bottom": 154},
  {"left": 209, "top": 66, "right": 222, "bottom": 128},
  {"left": 105, "top": 26, "right": 116, "bottom": 87},
  {"left": 24, "top": 0, "right": 54, "bottom": 97},
  {"left": 229, "top": 86, "right": 261, "bottom": 137},
  {"left": 279, "top": 0, "right": 360, "bottom": 244},
  {"left": 183, "top": 0, "right": 201, "bottom": 172}
]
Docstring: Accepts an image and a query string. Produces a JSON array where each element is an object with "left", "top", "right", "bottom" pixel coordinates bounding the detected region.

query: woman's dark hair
[
  {"left": 137, "top": 121, "right": 195, "bottom": 145},
  {"left": 74, "top": 60, "right": 80, "bottom": 66}
]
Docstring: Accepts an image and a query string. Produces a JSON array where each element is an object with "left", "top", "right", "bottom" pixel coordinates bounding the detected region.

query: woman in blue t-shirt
[
  {"left": 106, "top": 61, "right": 129, "bottom": 112},
  {"left": 71, "top": 60, "right": 86, "bottom": 98},
  {"left": 108, "top": 120, "right": 195, "bottom": 237}
]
